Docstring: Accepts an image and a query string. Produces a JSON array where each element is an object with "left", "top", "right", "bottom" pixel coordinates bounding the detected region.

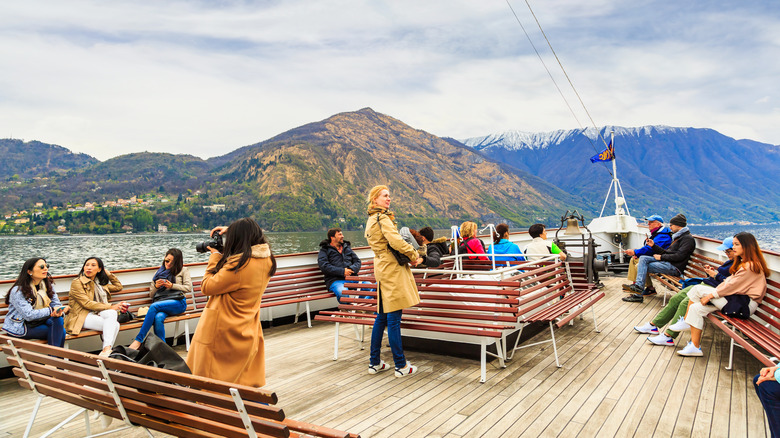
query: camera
[{"left": 196, "top": 231, "right": 224, "bottom": 253}]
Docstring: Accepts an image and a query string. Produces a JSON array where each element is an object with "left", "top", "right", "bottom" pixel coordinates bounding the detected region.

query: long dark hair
[
  {"left": 493, "top": 223, "right": 510, "bottom": 244},
  {"left": 5, "top": 258, "right": 55, "bottom": 305},
  {"left": 731, "top": 232, "right": 769, "bottom": 277},
  {"left": 79, "top": 257, "right": 110, "bottom": 286},
  {"left": 209, "top": 218, "right": 276, "bottom": 276},
  {"left": 164, "top": 248, "right": 184, "bottom": 277}
]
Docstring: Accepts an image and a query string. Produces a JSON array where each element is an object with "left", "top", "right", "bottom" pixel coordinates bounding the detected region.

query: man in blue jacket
[
  {"left": 317, "top": 228, "right": 361, "bottom": 303},
  {"left": 622, "top": 215, "right": 673, "bottom": 295}
]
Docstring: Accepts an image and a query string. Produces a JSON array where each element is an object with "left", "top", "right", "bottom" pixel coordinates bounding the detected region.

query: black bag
[
  {"left": 721, "top": 294, "right": 752, "bottom": 319},
  {"left": 117, "top": 309, "right": 135, "bottom": 324},
  {"left": 376, "top": 213, "right": 411, "bottom": 265},
  {"left": 109, "top": 335, "right": 191, "bottom": 373},
  {"left": 25, "top": 318, "right": 49, "bottom": 329}
]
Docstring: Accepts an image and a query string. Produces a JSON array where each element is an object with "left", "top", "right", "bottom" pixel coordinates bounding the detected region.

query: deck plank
[{"left": 0, "top": 275, "right": 770, "bottom": 438}]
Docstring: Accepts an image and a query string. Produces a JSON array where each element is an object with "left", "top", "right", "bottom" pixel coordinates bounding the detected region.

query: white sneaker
[
  {"left": 368, "top": 360, "right": 390, "bottom": 374},
  {"left": 395, "top": 362, "right": 417, "bottom": 378},
  {"left": 647, "top": 334, "right": 675, "bottom": 346},
  {"left": 634, "top": 322, "right": 659, "bottom": 334},
  {"left": 668, "top": 316, "right": 691, "bottom": 332},
  {"left": 677, "top": 341, "right": 703, "bottom": 357}
]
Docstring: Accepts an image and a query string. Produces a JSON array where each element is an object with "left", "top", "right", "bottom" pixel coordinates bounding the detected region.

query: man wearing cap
[
  {"left": 623, "top": 213, "right": 696, "bottom": 302},
  {"left": 622, "top": 215, "right": 673, "bottom": 295}
]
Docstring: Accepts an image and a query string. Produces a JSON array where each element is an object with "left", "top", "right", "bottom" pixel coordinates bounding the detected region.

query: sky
[{"left": 1, "top": 0, "right": 778, "bottom": 160}]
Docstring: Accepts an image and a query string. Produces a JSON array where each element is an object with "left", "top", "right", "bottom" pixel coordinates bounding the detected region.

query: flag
[{"left": 590, "top": 141, "right": 615, "bottom": 163}]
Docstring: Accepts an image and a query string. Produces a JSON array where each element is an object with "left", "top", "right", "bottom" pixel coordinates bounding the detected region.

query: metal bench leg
[
  {"left": 507, "top": 324, "right": 526, "bottom": 361},
  {"left": 727, "top": 337, "right": 735, "bottom": 370},
  {"left": 592, "top": 305, "right": 601, "bottom": 333},
  {"left": 333, "top": 322, "right": 340, "bottom": 360},
  {"left": 294, "top": 302, "right": 301, "bottom": 324},
  {"left": 184, "top": 320, "right": 191, "bottom": 351},
  {"left": 22, "top": 394, "right": 44, "bottom": 438},
  {"left": 480, "top": 339, "right": 487, "bottom": 383},
  {"left": 84, "top": 410, "right": 91, "bottom": 437},
  {"left": 550, "top": 321, "right": 561, "bottom": 368},
  {"left": 306, "top": 302, "right": 312, "bottom": 328},
  {"left": 495, "top": 339, "right": 506, "bottom": 369},
  {"left": 38, "top": 407, "right": 87, "bottom": 438},
  {"left": 172, "top": 321, "right": 181, "bottom": 347}
]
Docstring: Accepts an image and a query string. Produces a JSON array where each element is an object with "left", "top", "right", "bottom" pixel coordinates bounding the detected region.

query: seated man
[
  {"left": 754, "top": 365, "right": 780, "bottom": 438},
  {"left": 623, "top": 214, "right": 695, "bottom": 303},
  {"left": 415, "top": 227, "right": 449, "bottom": 268},
  {"left": 524, "top": 223, "right": 567, "bottom": 262},
  {"left": 317, "top": 228, "right": 361, "bottom": 303},
  {"left": 622, "top": 215, "right": 673, "bottom": 295},
  {"left": 633, "top": 237, "right": 734, "bottom": 345}
]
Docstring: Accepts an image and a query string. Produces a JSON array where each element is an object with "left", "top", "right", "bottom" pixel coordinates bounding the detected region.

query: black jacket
[
  {"left": 317, "top": 239, "right": 361, "bottom": 287},
  {"left": 652, "top": 229, "right": 696, "bottom": 274},
  {"left": 421, "top": 237, "right": 449, "bottom": 268}
]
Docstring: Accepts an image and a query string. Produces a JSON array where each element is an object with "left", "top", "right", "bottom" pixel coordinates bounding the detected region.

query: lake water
[{"left": 0, "top": 225, "right": 778, "bottom": 281}]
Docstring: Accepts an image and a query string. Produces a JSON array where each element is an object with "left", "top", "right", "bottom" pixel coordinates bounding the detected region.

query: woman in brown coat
[
  {"left": 366, "top": 185, "right": 422, "bottom": 377},
  {"left": 186, "top": 218, "right": 276, "bottom": 387},
  {"left": 64, "top": 257, "right": 125, "bottom": 357}
]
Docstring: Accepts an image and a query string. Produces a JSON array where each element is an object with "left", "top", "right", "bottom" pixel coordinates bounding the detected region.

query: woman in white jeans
[
  {"left": 64, "top": 257, "right": 125, "bottom": 356},
  {"left": 670, "top": 232, "right": 769, "bottom": 357}
]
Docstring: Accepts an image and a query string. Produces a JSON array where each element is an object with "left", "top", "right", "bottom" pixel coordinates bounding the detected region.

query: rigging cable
[{"left": 504, "top": 0, "right": 614, "bottom": 176}]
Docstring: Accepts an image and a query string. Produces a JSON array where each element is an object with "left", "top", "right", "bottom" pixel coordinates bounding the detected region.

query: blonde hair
[
  {"left": 460, "top": 221, "right": 477, "bottom": 239},
  {"left": 367, "top": 185, "right": 389, "bottom": 208}
]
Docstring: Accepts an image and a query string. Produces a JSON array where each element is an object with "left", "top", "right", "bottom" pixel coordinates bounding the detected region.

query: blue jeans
[
  {"left": 635, "top": 255, "right": 679, "bottom": 286},
  {"left": 755, "top": 375, "right": 780, "bottom": 438},
  {"left": 134, "top": 298, "right": 187, "bottom": 343},
  {"left": 329, "top": 280, "right": 347, "bottom": 303},
  {"left": 370, "top": 296, "right": 406, "bottom": 369},
  {"left": 17, "top": 316, "right": 66, "bottom": 347}
]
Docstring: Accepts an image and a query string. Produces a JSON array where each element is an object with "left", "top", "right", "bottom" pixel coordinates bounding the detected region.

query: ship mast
[{"left": 598, "top": 131, "right": 630, "bottom": 218}]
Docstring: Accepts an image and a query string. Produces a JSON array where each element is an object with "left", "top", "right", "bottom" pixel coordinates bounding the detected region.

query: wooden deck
[{"left": 0, "top": 275, "right": 770, "bottom": 437}]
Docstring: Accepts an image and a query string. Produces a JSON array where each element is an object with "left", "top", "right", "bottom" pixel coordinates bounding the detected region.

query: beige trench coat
[
  {"left": 186, "top": 244, "right": 272, "bottom": 387},
  {"left": 365, "top": 212, "right": 420, "bottom": 313},
  {"left": 64, "top": 273, "right": 123, "bottom": 335}
]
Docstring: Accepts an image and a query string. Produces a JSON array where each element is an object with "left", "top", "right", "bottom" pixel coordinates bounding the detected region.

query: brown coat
[
  {"left": 365, "top": 212, "right": 420, "bottom": 313},
  {"left": 64, "top": 273, "right": 123, "bottom": 335},
  {"left": 186, "top": 244, "right": 273, "bottom": 387}
]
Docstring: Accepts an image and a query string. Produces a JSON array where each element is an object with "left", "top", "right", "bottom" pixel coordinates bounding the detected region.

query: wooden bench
[
  {"left": 314, "top": 271, "right": 522, "bottom": 383},
  {"left": 706, "top": 277, "right": 780, "bottom": 370},
  {"left": 649, "top": 252, "right": 723, "bottom": 302},
  {"left": 1, "top": 335, "right": 358, "bottom": 438},
  {"left": 1, "top": 273, "right": 203, "bottom": 351}
]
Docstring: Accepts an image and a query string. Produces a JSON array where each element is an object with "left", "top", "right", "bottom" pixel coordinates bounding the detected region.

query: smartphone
[{"left": 55, "top": 306, "right": 66, "bottom": 313}]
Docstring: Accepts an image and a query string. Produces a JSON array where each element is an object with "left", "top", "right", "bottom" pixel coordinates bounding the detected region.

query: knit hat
[{"left": 669, "top": 214, "right": 687, "bottom": 227}]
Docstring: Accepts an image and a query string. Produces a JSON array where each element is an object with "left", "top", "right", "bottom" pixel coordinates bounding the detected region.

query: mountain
[
  {"left": 462, "top": 126, "right": 780, "bottom": 223},
  {"left": 0, "top": 138, "right": 98, "bottom": 179},
  {"left": 211, "top": 108, "right": 586, "bottom": 230}
]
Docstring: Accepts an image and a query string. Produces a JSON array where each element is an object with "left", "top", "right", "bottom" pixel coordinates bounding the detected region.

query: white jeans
[
  {"left": 684, "top": 284, "right": 758, "bottom": 330},
  {"left": 82, "top": 309, "right": 119, "bottom": 349}
]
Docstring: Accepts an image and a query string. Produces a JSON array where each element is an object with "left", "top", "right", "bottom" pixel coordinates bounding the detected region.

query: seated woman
[
  {"left": 2, "top": 258, "right": 68, "bottom": 347},
  {"left": 487, "top": 223, "right": 525, "bottom": 263},
  {"left": 64, "top": 257, "right": 126, "bottom": 357},
  {"left": 669, "top": 232, "right": 769, "bottom": 356},
  {"left": 634, "top": 237, "right": 735, "bottom": 346},
  {"left": 128, "top": 248, "right": 192, "bottom": 350},
  {"left": 458, "top": 221, "right": 488, "bottom": 261}
]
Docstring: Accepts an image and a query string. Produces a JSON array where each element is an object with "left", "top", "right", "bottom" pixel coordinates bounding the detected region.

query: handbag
[
  {"left": 680, "top": 278, "right": 705, "bottom": 289},
  {"left": 721, "top": 294, "right": 752, "bottom": 319},
  {"left": 25, "top": 318, "right": 49, "bottom": 329},
  {"left": 117, "top": 309, "right": 135, "bottom": 324},
  {"left": 109, "top": 334, "right": 191, "bottom": 373},
  {"left": 376, "top": 214, "right": 411, "bottom": 265}
]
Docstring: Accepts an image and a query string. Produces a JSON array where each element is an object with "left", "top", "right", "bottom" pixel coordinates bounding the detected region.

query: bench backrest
[{"left": 0, "top": 335, "right": 353, "bottom": 438}]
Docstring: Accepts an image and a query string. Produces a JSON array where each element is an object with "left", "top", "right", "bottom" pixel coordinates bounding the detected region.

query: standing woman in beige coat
[
  {"left": 64, "top": 257, "right": 125, "bottom": 357},
  {"left": 366, "top": 185, "right": 423, "bottom": 377},
  {"left": 186, "top": 218, "right": 276, "bottom": 387}
]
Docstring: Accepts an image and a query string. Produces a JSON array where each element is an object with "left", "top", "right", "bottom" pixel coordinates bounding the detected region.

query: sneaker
[
  {"left": 622, "top": 283, "right": 635, "bottom": 292},
  {"left": 634, "top": 322, "right": 658, "bottom": 334},
  {"left": 668, "top": 316, "right": 691, "bottom": 332},
  {"left": 641, "top": 288, "right": 657, "bottom": 296},
  {"left": 622, "top": 294, "right": 644, "bottom": 303},
  {"left": 647, "top": 334, "right": 675, "bottom": 346},
  {"left": 677, "top": 341, "right": 703, "bottom": 357},
  {"left": 368, "top": 360, "right": 390, "bottom": 374},
  {"left": 395, "top": 362, "right": 417, "bottom": 378}
]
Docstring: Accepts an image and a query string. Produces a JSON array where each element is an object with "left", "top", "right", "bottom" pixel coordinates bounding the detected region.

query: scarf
[
  {"left": 93, "top": 282, "right": 108, "bottom": 305},
  {"left": 672, "top": 226, "right": 689, "bottom": 240},
  {"left": 152, "top": 265, "right": 174, "bottom": 294},
  {"left": 31, "top": 281, "right": 51, "bottom": 310},
  {"left": 367, "top": 206, "right": 396, "bottom": 224}
]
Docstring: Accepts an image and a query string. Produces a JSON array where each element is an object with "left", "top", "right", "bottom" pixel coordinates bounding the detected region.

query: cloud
[{"left": 0, "top": 0, "right": 778, "bottom": 160}]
